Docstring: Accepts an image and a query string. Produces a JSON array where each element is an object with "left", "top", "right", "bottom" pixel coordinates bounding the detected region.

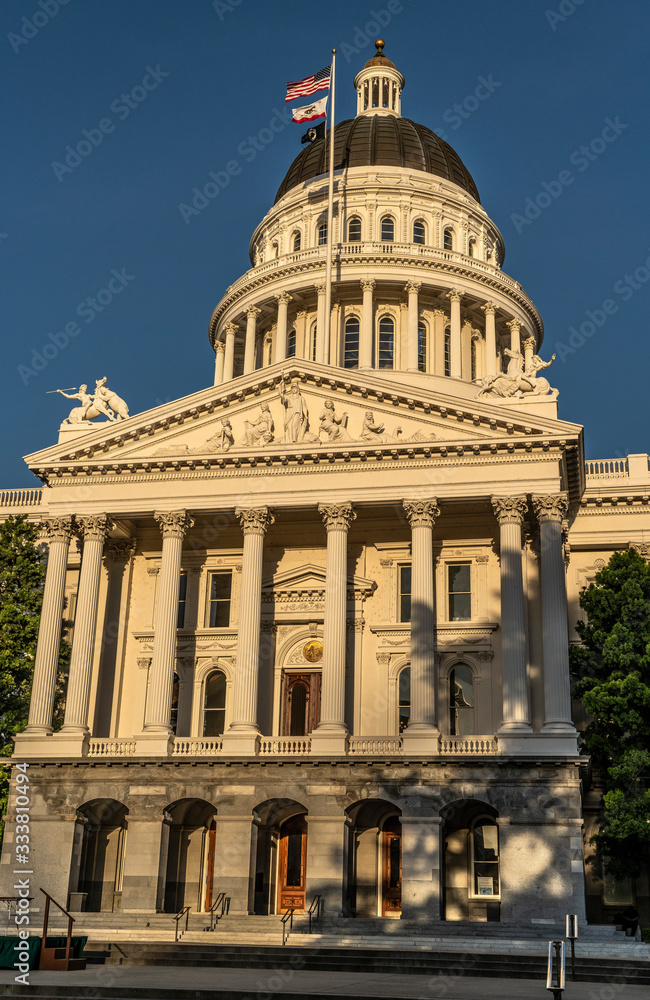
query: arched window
[
  {"left": 292, "top": 231, "right": 301, "bottom": 252},
  {"left": 418, "top": 322, "right": 427, "bottom": 373},
  {"left": 443, "top": 227, "right": 454, "bottom": 251},
  {"left": 378, "top": 316, "right": 394, "bottom": 368},
  {"left": 203, "top": 670, "right": 226, "bottom": 737},
  {"left": 287, "top": 328, "right": 296, "bottom": 358},
  {"left": 449, "top": 664, "right": 474, "bottom": 736},
  {"left": 344, "top": 316, "right": 360, "bottom": 369},
  {"left": 318, "top": 222, "right": 328, "bottom": 246},
  {"left": 381, "top": 216, "right": 395, "bottom": 242},
  {"left": 471, "top": 817, "right": 499, "bottom": 897},
  {"left": 398, "top": 667, "right": 410, "bottom": 733},
  {"left": 444, "top": 326, "right": 451, "bottom": 376},
  {"left": 470, "top": 338, "right": 479, "bottom": 381},
  {"left": 348, "top": 216, "right": 362, "bottom": 242},
  {"left": 413, "top": 220, "right": 426, "bottom": 245}
]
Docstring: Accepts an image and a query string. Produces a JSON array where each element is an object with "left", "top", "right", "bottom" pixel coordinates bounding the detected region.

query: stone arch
[
  {"left": 441, "top": 798, "right": 500, "bottom": 922},
  {"left": 70, "top": 798, "right": 129, "bottom": 913},
  {"left": 162, "top": 797, "right": 218, "bottom": 914},
  {"left": 346, "top": 798, "right": 402, "bottom": 918},
  {"left": 252, "top": 798, "right": 308, "bottom": 915}
]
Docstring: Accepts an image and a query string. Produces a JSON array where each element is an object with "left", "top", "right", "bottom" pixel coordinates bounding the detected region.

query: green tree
[
  {"left": 0, "top": 515, "right": 69, "bottom": 844},
  {"left": 570, "top": 547, "right": 650, "bottom": 879}
]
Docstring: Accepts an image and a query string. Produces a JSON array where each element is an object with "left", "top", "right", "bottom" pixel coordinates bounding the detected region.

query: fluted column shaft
[
  {"left": 360, "top": 280, "right": 375, "bottom": 369},
  {"left": 533, "top": 495, "right": 575, "bottom": 732},
  {"left": 229, "top": 508, "right": 274, "bottom": 731},
  {"left": 223, "top": 323, "right": 237, "bottom": 381},
  {"left": 403, "top": 501, "right": 440, "bottom": 733},
  {"left": 482, "top": 302, "right": 497, "bottom": 378},
  {"left": 315, "top": 284, "right": 327, "bottom": 364},
  {"left": 213, "top": 342, "right": 225, "bottom": 386},
  {"left": 244, "top": 307, "right": 259, "bottom": 375},
  {"left": 62, "top": 516, "right": 112, "bottom": 733},
  {"left": 447, "top": 290, "right": 462, "bottom": 378},
  {"left": 492, "top": 498, "right": 531, "bottom": 731},
  {"left": 144, "top": 512, "right": 194, "bottom": 733},
  {"left": 274, "top": 294, "right": 291, "bottom": 365},
  {"left": 405, "top": 282, "right": 421, "bottom": 372},
  {"left": 26, "top": 518, "right": 74, "bottom": 733},
  {"left": 317, "top": 504, "right": 356, "bottom": 730},
  {"left": 508, "top": 318, "right": 521, "bottom": 355},
  {"left": 523, "top": 336, "right": 535, "bottom": 372}
]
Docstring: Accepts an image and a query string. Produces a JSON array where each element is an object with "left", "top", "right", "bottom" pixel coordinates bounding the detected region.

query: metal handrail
[
  {"left": 281, "top": 908, "right": 295, "bottom": 946},
  {"left": 39, "top": 889, "right": 75, "bottom": 969},
  {"left": 208, "top": 891, "right": 230, "bottom": 931},
  {"left": 307, "top": 894, "right": 322, "bottom": 934},
  {"left": 174, "top": 904, "right": 190, "bottom": 942}
]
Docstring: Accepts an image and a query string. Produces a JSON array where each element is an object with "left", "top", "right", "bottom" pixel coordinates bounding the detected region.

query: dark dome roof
[{"left": 274, "top": 116, "right": 480, "bottom": 204}]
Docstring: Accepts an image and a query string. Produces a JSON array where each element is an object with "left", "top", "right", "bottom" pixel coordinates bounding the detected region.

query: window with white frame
[
  {"left": 444, "top": 326, "right": 451, "bottom": 376},
  {"left": 448, "top": 563, "right": 471, "bottom": 621},
  {"left": 449, "top": 663, "right": 475, "bottom": 735},
  {"left": 310, "top": 322, "right": 317, "bottom": 362},
  {"left": 203, "top": 669, "right": 227, "bottom": 737},
  {"left": 443, "top": 227, "right": 454, "bottom": 251},
  {"left": 177, "top": 572, "right": 188, "bottom": 629},
  {"left": 318, "top": 222, "right": 328, "bottom": 246},
  {"left": 378, "top": 316, "right": 394, "bottom": 369},
  {"left": 398, "top": 565, "right": 411, "bottom": 622},
  {"left": 287, "top": 328, "right": 296, "bottom": 358},
  {"left": 418, "top": 322, "right": 427, "bottom": 372},
  {"left": 381, "top": 216, "right": 395, "bottom": 242},
  {"left": 207, "top": 572, "right": 232, "bottom": 628},
  {"left": 413, "top": 220, "right": 426, "bottom": 245},
  {"left": 292, "top": 231, "right": 301, "bottom": 252},
  {"left": 471, "top": 338, "right": 479, "bottom": 381},
  {"left": 344, "top": 316, "right": 360, "bottom": 368},
  {"left": 348, "top": 216, "right": 362, "bottom": 242},
  {"left": 398, "top": 666, "right": 410, "bottom": 733},
  {"left": 471, "top": 817, "right": 499, "bottom": 897}
]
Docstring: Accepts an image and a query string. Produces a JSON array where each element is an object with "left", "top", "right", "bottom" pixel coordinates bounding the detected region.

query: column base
[
  {"left": 220, "top": 730, "right": 260, "bottom": 756},
  {"left": 498, "top": 722, "right": 534, "bottom": 734},
  {"left": 134, "top": 732, "right": 174, "bottom": 756},
  {"left": 310, "top": 729, "right": 349, "bottom": 756},
  {"left": 498, "top": 730, "right": 579, "bottom": 755},
  {"left": 13, "top": 731, "right": 90, "bottom": 759},
  {"left": 401, "top": 726, "right": 440, "bottom": 754}
]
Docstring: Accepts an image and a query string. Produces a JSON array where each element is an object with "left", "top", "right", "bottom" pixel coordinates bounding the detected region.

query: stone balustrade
[
  {"left": 87, "top": 738, "right": 137, "bottom": 757},
  {"left": 0, "top": 488, "right": 43, "bottom": 508}
]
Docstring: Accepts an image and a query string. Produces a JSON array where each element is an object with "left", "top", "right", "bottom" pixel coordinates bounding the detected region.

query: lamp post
[
  {"left": 546, "top": 940, "right": 566, "bottom": 999},
  {"left": 566, "top": 914, "right": 578, "bottom": 981}
]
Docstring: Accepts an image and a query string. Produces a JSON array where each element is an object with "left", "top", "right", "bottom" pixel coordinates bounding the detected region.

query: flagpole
[{"left": 321, "top": 48, "right": 336, "bottom": 366}]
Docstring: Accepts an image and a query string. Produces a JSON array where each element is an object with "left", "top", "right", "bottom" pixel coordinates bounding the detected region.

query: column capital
[
  {"left": 315, "top": 283, "right": 326, "bottom": 295},
  {"left": 432, "top": 308, "right": 446, "bottom": 318},
  {"left": 154, "top": 510, "right": 195, "bottom": 539},
  {"left": 492, "top": 496, "right": 528, "bottom": 525},
  {"left": 403, "top": 499, "right": 440, "bottom": 528},
  {"left": 446, "top": 289, "right": 462, "bottom": 303},
  {"left": 522, "top": 335, "right": 536, "bottom": 350},
  {"left": 76, "top": 514, "right": 113, "bottom": 543},
  {"left": 275, "top": 291, "right": 292, "bottom": 305},
  {"left": 38, "top": 516, "right": 74, "bottom": 544},
  {"left": 532, "top": 494, "right": 569, "bottom": 523},
  {"left": 506, "top": 317, "right": 521, "bottom": 331},
  {"left": 105, "top": 537, "right": 136, "bottom": 563},
  {"left": 246, "top": 305, "right": 261, "bottom": 318},
  {"left": 215, "top": 341, "right": 226, "bottom": 355},
  {"left": 404, "top": 281, "right": 421, "bottom": 294},
  {"left": 318, "top": 502, "right": 356, "bottom": 531},
  {"left": 481, "top": 301, "right": 497, "bottom": 316},
  {"left": 235, "top": 506, "right": 275, "bottom": 535},
  {"left": 360, "top": 279, "right": 376, "bottom": 292},
  {"left": 296, "top": 309, "right": 308, "bottom": 320},
  {"left": 224, "top": 322, "right": 238, "bottom": 336}
]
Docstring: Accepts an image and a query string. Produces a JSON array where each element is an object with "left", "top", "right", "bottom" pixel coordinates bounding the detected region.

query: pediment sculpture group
[
  {"left": 55, "top": 378, "right": 130, "bottom": 424},
  {"left": 476, "top": 349, "right": 557, "bottom": 399}
]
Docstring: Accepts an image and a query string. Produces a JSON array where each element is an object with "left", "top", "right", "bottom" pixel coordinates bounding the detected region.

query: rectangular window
[
  {"left": 448, "top": 563, "right": 471, "bottom": 621},
  {"left": 177, "top": 572, "right": 188, "bottom": 629},
  {"left": 398, "top": 565, "right": 411, "bottom": 623},
  {"left": 444, "top": 328, "right": 451, "bottom": 377},
  {"left": 207, "top": 572, "right": 232, "bottom": 628}
]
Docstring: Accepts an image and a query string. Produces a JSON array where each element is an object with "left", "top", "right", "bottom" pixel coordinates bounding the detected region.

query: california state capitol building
[{"left": 1, "top": 41, "right": 648, "bottom": 935}]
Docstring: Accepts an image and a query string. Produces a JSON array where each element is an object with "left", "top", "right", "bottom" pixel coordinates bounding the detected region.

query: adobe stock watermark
[
  {"left": 17, "top": 267, "right": 135, "bottom": 385},
  {"left": 553, "top": 249, "right": 650, "bottom": 363},
  {"left": 432, "top": 75, "right": 502, "bottom": 141},
  {"left": 546, "top": 0, "right": 589, "bottom": 32},
  {"left": 7, "top": 0, "right": 72, "bottom": 55},
  {"left": 511, "top": 117, "right": 628, "bottom": 234},
  {"left": 51, "top": 65, "right": 169, "bottom": 182},
  {"left": 212, "top": 0, "right": 244, "bottom": 20}
]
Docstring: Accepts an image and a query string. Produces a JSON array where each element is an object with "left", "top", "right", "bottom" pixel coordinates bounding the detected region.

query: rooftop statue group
[
  {"left": 55, "top": 378, "right": 129, "bottom": 424},
  {"left": 476, "top": 348, "right": 557, "bottom": 399}
]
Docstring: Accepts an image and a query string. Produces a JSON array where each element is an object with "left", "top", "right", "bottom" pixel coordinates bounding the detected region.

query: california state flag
[{"left": 291, "top": 95, "right": 328, "bottom": 124}]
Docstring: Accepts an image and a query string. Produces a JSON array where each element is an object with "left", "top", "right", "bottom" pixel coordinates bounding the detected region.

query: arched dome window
[
  {"left": 413, "top": 220, "right": 426, "bottom": 245},
  {"left": 287, "top": 328, "right": 296, "bottom": 358},
  {"left": 348, "top": 216, "right": 362, "bottom": 242},
  {"left": 398, "top": 666, "right": 410, "bottom": 733},
  {"left": 444, "top": 326, "right": 451, "bottom": 376},
  {"left": 443, "top": 227, "right": 454, "bottom": 251},
  {"left": 203, "top": 670, "right": 226, "bottom": 737},
  {"left": 292, "top": 231, "right": 301, "bottom": 252},
  {"left": 310, "top": 322, "right": 317, "bottom": 362},
  {"left": 381, "top": 216, "right": 395, "bottom": 242},
  {"left": 344, "top": 316, "right": 360, "bottom": 369},
  {"left": 378, "top": 316, "right": 394, "bottom": 369},
  {"left": 317, "top": 222, "right": 328, "bottom": 246},
  {"left": 471, "top": 338, "right": 479, "bottom": 381},
  {"left": 418, "top": 322, "right": 427, "bottom": 372},
  {"left": 450, "top": 664, "right": 474, "bottom": 736}
]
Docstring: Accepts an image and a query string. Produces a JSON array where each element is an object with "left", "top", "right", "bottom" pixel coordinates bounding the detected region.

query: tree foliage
[{"left": 570, "top": 548, "right": 650, "bottom": 878}]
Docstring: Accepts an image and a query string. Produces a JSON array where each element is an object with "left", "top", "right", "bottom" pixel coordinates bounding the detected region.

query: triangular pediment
[
  {"left": 25, "top": 361, "right": 583, "bottom": 477},
  {"left": 261, "top": 563, "right": 376, "bottom": 602}
]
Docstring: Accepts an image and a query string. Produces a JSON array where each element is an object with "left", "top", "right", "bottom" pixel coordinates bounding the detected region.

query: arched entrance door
[
  {"left": 277, "top": 814, "right": 308, "bottom": 913},
  {"left": 282, "top": 672, "right": 321, "bottom": 736},
  {"left": 381, "top": 815, "right": 402, "bottom": 917},
  {"left": 163, "top": 799, "right": 217, "bottom": 914},
  {"left": 74, "top": 799, "right": 128, "bottom": 913},
  {"left": 346, "top": 800, "right": 402, "bottom": 918}
]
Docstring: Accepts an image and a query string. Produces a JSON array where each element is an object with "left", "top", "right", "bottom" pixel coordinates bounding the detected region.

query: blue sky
[{"left": 2, "top": 0, "right": 649, "bottom": 486}]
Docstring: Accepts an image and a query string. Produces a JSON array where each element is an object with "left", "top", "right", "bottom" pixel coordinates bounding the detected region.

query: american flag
[{"left": 285, "top": 65, "right": 331, "bottom": 103}]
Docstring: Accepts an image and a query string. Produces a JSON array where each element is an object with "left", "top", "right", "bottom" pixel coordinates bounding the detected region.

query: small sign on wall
[{"left": 477, "top": 876, "right": 493, "bottom": 896}]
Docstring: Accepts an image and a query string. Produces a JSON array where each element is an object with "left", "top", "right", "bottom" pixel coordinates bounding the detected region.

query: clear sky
[{"left": 2, "top": 0, "right": 649, "bottom": 487}]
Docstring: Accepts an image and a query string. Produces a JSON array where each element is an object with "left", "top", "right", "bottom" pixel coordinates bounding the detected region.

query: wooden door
[
  {"left": 282, "top": 673, "right": 321, "bottom": 736},
  {"left": 381, "top": 816, "right": 402, "bottom": 917},
  {"left": 277, "top": 815, "right": 307, "bottom": 913}
]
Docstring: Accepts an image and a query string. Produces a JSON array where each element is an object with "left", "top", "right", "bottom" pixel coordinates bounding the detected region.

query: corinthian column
[
  {"left": 274, "top": 293, "right": 292, "bottom": 364},
  {"left": 24, "top": 518, "right": 74, "bottom": 736},
  {"left": 222, "top": 507, "right": 274, "bottom": 755},
  {"left": 507, "top": 318, "right": 521, "bottom": 356},
  {"left": 213, "top": 341, "right": 225, "bottom": 386},
  {"left": 447, "top": 290, "right": 462, "bottom": 378},
  {"left": 405, "top": 281, "right": 422, "bottom": 372},
  {"left": 492, "top": 497, "right": 532, "bottom": 734},
  {"left": 312, "top": 503, "right": 356, "bottom": 755},
  {"left": 481, "top": 302, "right": 497, "bottom": 378},
  {"left": 402, "top": 500, "right": 440, "bottom": 751},
  {"left": 533, "top": 495, "right": 576, "bottom": 738},
  {"left": 360, "top": 279, "right": 375, "bottom": 369},
  {"left": 138, "top": 511, "right": 194, "bottom": 755},
  {"left": 61, "top": 515, "right": 113, "bottom": 744},
  {"left": 244, "top": 306, "right": 260, "bottom": 375},
  {"left": 315, "top": 284, "right": 327, "bottom": 364},
  {"left": 223, "top": 322, "right": 237, "bottom": 381}
]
